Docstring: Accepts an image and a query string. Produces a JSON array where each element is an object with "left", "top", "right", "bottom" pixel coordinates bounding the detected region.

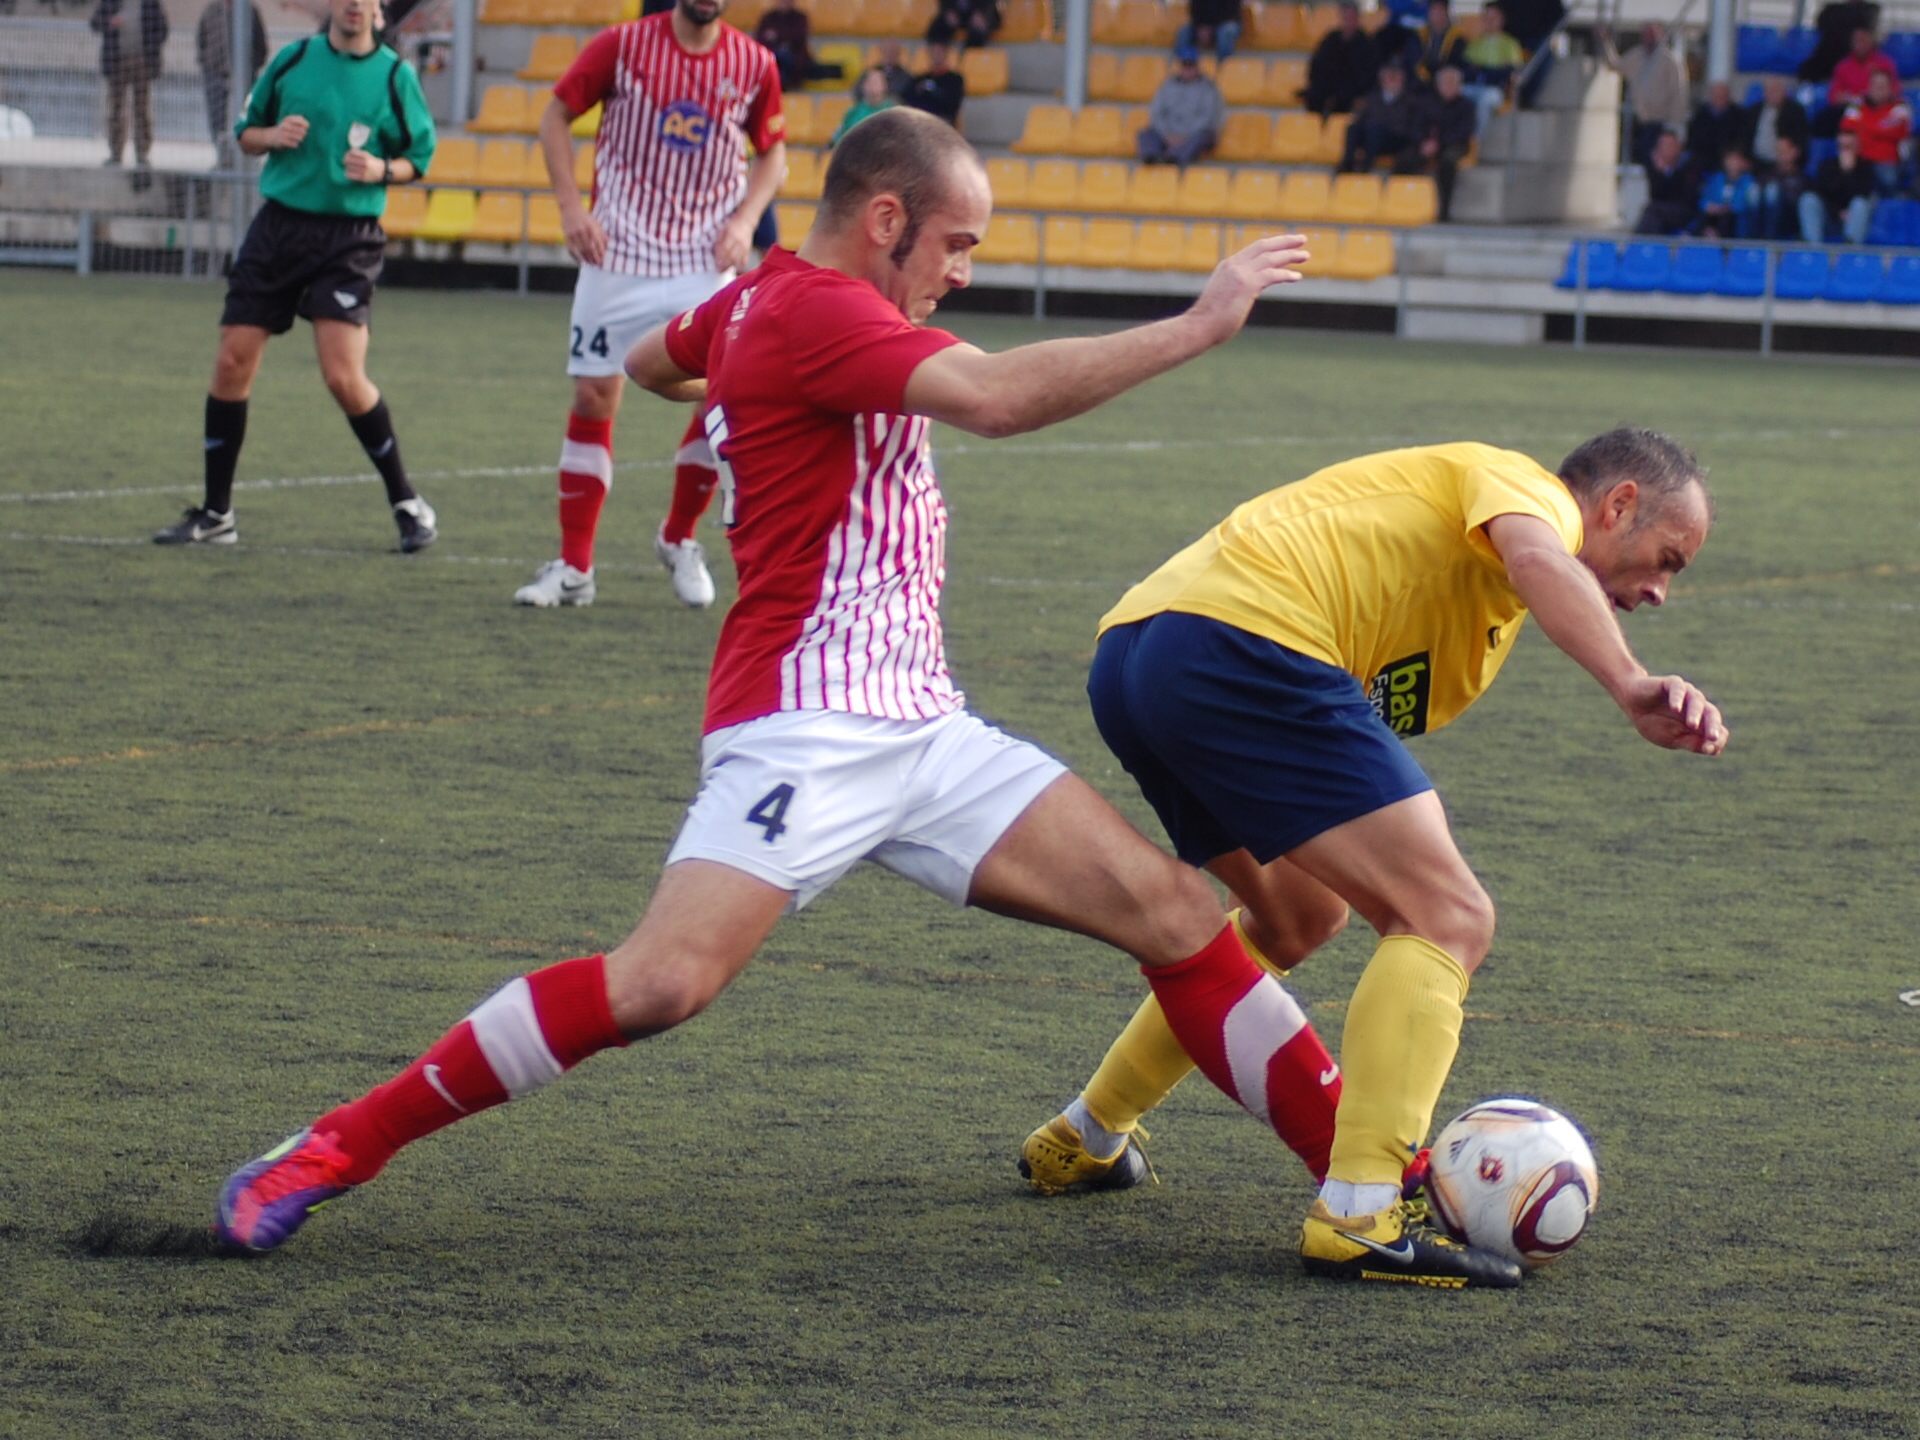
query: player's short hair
[
  {"left": 819, "top": 107, "right": 980, "bottom": 266},
  {"left": 1558, "top": 427, "right": 1713, "bottom": 523}
]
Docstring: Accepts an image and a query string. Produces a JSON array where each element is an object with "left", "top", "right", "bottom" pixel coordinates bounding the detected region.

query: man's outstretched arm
[
  {"left": 1487, "top": 512, "right": 1727, "bottom": 755},
  {"left": 901, "top": 234, "right": 1309, "bottom": 438}
]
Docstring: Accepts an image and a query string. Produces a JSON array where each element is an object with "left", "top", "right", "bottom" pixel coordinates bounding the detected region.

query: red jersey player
[
  {"left": 514, "top": 0, "right": 784, "bottom": 610},
  {"left": 214, "top": 112, "right": 1333, "bottom": 1258}
]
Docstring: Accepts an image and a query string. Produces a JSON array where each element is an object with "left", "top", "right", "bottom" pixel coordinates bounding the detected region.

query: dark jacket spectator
[
  {"left": 1303, "top": 4, "right": 1378, "bottom": 114},
  {"left": 1498, "top": 0, "right": 1563, "bottom": 53},
  {"left": 1763, "top": 134, "right": 1812, "bottom": 237},
  {"left": 756, "top": 0, "right": 843, "bottom": 91},
  {"left": 1412, "top": 0, "right": 1472, "bottom": 87},
  {"left": 1811, "top": 130, "right": 1877, "bottom": 216},
  {"left": 1799, "top": 1, "right": 1880, "bottom": 83},
  {"left": 1341, "top": 62, "right": 1422, "bottom": 170},
  {"left": 1179, "top": 0, "right": 1244, "bottom": 62},
  {"left": 1744, "top": 77, "right": 1810, "bottom": 173},
  {"left": 1634, "top": 130, "right": 1700, "bottom": 233},
  {"left": 904, "top": 43, "right": 965, "bottom": 125},
  {"left": 1685, "top": 82, "right": 1749, "bottom": 165},
  {"left": 927, "top": 0, "right": 999, "bottom": 48},
  {"left": 93, "top": 0, "right": 168, "bottom": 76},
  {"left": 195, "top": 0, "right": 268, "bottom": 167},
  {"left": 1404, "top": 65, "right": 1477, "bottom": 217}
]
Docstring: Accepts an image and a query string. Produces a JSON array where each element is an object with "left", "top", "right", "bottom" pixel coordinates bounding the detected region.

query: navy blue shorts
[{"left": 1088, "top": 611, "right": 1433, "bottom": 868}]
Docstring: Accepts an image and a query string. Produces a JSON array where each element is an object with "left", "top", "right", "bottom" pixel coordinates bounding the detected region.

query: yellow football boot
[
  {"left": 1018, "top": 1115, "right": 1152, "bottom": 1197},
  {"left": 1299, "top": 1197, "right": 1522, "bottom": 1288}
]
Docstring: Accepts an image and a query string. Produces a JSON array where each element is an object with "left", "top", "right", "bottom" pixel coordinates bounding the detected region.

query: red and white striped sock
[
  {"left": 318, "top": 954, "right": 627, "bottom": 1185},
  {"left": 1144, "top": 924, "right": 1342, "bottom": 1180},
  {"left": 557, "top": 413, "right": 613, "bottom": 574},
  {"left": 659, "top": 411, "right": 718, "bottom": 547}
]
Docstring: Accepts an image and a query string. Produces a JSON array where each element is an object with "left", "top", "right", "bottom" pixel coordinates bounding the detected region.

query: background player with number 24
[{"left": 515, "top": 0, "right": 784, "bottom": 610}]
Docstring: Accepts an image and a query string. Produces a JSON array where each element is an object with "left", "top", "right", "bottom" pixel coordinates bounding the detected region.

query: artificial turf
[{"left": 2, "top": 269, "right": 1919, "bottom": 1438}]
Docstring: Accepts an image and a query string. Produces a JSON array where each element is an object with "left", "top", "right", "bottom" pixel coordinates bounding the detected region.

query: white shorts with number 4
[
  {"left": 566, "top": 264, "right": 731, "bottom": 377},
  {"left": 666, "top": 710, "right": 1068, "bottom": 913}
]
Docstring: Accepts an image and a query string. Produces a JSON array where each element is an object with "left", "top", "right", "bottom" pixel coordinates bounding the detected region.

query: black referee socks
[
  {"left": 348, "top": 399, "right": 417, "bottom": 506},
  {"left": 203, "top": 395, "right": 248, "bottom": 515}
]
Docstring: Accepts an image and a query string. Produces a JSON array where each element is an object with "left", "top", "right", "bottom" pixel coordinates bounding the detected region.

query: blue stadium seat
[
  {"left": 1885, "top": 33, "right": 1920, "bottom": 78},
  {"left": 1808, "top": 136, "right": 1838, "bottom": 171},
  {"left": 1715, "top": 247, "right": 1768, "bottom": 297},
  {"left": 1665, "top": 246, "right": 1724, "bottom": 294},
  {"left": 1774, "top": 249, "right": 1828, "bottom": 298},
  {"left": 1736, "top": 25, "right": 1780, "bottom": 73},
  {"left": 1779, "top": 27, "right": 1819, "bottom": 71},
  {"left": 1877, "top": 254, "right": 1920, "bottom": 303},
  {"left": 1743, "top": 81, "right": 1765, "bottom": 106},
  {"left": 1868, "top": 196, "right": 1920, "bottom": 246},
  {"left": 1822, "top": 252, "right": 1883, "bottom": 301},
  {"left": 1554, "top": 239, "right": 1618, "bottom": 288},
  {"left": 1610, "top": 242, "right": 1673, "bottom": 292},
  {"left": 1794, "top": 82, "right": 1824, "bottom": 111}
]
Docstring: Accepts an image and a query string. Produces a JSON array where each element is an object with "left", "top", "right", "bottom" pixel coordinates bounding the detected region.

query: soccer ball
[{"left": 1424, "top": 1099, "right": 1599, "bottom": 1269}]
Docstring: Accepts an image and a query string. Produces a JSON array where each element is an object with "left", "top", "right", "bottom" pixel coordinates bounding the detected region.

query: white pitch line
[{"left": 0, "top": 458, "right": 670, "bottom": 507}]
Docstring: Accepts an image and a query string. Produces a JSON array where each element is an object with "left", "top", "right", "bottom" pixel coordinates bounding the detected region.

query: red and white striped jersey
[
  {"left": 663, "top": 248, "right": 968, "bottom": 734},
  {"left": 554, "top": 16, "right": 784, "bottom": 277}
]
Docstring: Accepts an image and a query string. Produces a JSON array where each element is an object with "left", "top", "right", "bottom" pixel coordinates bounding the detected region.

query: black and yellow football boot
[
  {"left": 1018, "top": 1115, "right": 1152, "bottom": 1196},
  {"left": 1299, "top": 1197, "right": 1523, "bottom": 1288}
]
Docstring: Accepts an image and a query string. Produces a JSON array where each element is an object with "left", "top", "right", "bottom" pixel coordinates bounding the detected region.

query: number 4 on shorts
[{"left": 747, "top": 783, "right": 794, "bottom": 843}]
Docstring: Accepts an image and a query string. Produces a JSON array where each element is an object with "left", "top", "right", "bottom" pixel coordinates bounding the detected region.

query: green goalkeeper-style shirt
[{"left": 239, "top": 33, "right": 436, "bottom": 218}]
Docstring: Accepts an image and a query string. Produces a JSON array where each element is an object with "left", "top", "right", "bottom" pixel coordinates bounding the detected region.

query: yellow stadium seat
[
  {"left": 468, "top": 190, "right": 528, "bottom": 243},
  {"left": 1265, "top": 58, "right": 1307, "bottom": 105},
  {"left": 380, "top": 186, "right": 429, "bottom": 238},
  {"left": 1304, "top": 3, "right": 1342, "bottom": 44},
  {"left": 476, "top": 138, "right": 530, "bottom": 187},
  {"left": 1180, "top": 221, "right": 1224, "bottom": 270},
  {"left": 1216, "top": 56, "right": 1267, "bottom": 106},
  {"left": 1291, "top": 224, "right": 1338, "bottom": 274},
  {"left": 903, "top": 0, "right": 937, "bottom": 35},
  {"left": 468, "top": 85, "right": 530, "bottom": 134},
  {"left": 1012, "top": 104, "right": 1073, "bottom": 154},
  {"left": 519, "top": 33, "right": 579, "bottom": 81},
  {"left": 974, "top": 212, "right": 1040, "bottom": 264},
  {"left": 1314, "top": 111, "right": 1351, "bottom": 164},
  {"left": 519, "top": 0, "right": 569, "bottom": 19},
  {"left": 1087, "top": 52, "right": 1122, "bottom": 100},
  {"left": 812, "top": 0, "right": 861, "bottom": 33},
  {"left": 1066, "top": 105, "right": 1127, "bottom": 157},
  {"left": 570, "top": 102, "right": 602, "bottom": 137},
  {"left": 1028, "top": 158, "right": 1081, "bottom": 207},
  {"left": 1269, "top": 110, "right": 1321, "bottom": 162},
  {"left": 1176, "top": 166, "right": 1230, "bottom": 217},
  {"left": 1041, "top": 215, "right": 1085, "bottom": 264},
  {"left": 1082, "top": 217, "right": 1135, "bottom": 266},
  {"left": 864, "top": 41, "right": 928, "bottom": 69},
  {"left": 856, "top": 0, "right": 906, "bottom": 35},
  {"left": 1115, "top": 0, "right": 1167, "bottom": 45},
  {"left": 527, "top": 194, "right": 566, "bottom": 244},
  {"left": 815, "top": 95, "right": 853, "bottom": 139},
  {"left": 783, "top": 94, "right": 818, "bottom": 146},
  {"left": 1090, "top": 0, "right": 1125, "bottom": 44},
  {"left": 985, "top": 156, "right": 1031, "bottom": 207},
  {"left": 777, "top": 202, "right": 816, "bottom": 248},
  {"left": 731, "top": 0, "right": 769, "bottom": 24},
  {"left": 1332, "top": 227, "right": 1395, "bottom": 279},
  {"left": 1124, "top": 105, "right": 1151, "bottom": 142},
  {"left": 1133, "top": 220, "right": 1184, "bottom": 269},
  {"left": 525, "top": 140, "right": 553, "bottom": 187},
  {"left": 415, "top": 189, "right": 479, "bottom": 242},
  {"left": 999, "top": 0, "right": 1050, "bottom": 41},
  {"left": 1115, "top": 54, "right": 1167, "bottom": 103},
  {"left": 961, "top": 48, "right": 1009, "bottom": 96},
  {"left": 1279, "top": 169, "right": 1330, "bottom": 219},
  {"left": 1215, "top": 111, "right": 1271, "bottom": 161},
  {"left": 810, "top": 43, "right": 865, "bottom": 88},
  {"left": 1328, "top": 171, "right": 1381, "bottom": 223},
  {"left": 1380, "top": 174, "right": 1438, "bottom": 227},
  {"left": 521, "top": 88, "right": 555, "bottom": 134},
  {"left": 480, "top": 0, "right": 532, "bottom": 23},
  {"left": 574, "top": 141, "right": 595, "bottom": 190},
  {"left": 429, "top": 135, "right": 479, "bottom": 186},
  {"left": 1249, "top": 1, "right": 1301, "bottom": 50},
  {"left": 1226, "top": 168, "right": 1281, "bottom": 218},
  {"left": 1079, "top": 160, "right": 1130, "bottom": 211},
  {"left": 780, "top": 146, "right": 824, "bottom": 199},
  {"left": 570, "top": 0, "right": 624, "bottom": 23},
  {"left": 1124, "top": 163, "right": 1178, "bottom": 213}
]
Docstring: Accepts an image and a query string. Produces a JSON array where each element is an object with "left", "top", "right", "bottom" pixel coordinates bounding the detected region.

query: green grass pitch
[{"left": 3, "top": 269, "right": 1920, "bottom": 1438}]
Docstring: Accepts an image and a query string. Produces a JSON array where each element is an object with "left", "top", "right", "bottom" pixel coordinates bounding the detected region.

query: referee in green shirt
[{"left": 156, "top": 0, "right": 439, "bottom": 551}]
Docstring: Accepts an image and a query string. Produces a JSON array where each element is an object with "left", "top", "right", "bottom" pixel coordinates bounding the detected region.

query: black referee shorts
[{"left": 221, "top": 199, "right": 387, "bottom": 334}]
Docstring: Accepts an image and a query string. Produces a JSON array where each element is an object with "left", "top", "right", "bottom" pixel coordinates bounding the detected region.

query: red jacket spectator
[
  {"left": 1828, "top": 45, "right": 1898, "bottom": 106},
  {"left": 1841, "top": 94, "right": 1912, "bottom": 163}
]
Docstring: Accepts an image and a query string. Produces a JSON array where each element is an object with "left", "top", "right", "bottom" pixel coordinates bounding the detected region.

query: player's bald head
[
  {"left": 818, "top": 108, "right": 983, "bottom": 265},
  {"left": 1560, "top": 427, "right": 1713, "bottom": 527}
]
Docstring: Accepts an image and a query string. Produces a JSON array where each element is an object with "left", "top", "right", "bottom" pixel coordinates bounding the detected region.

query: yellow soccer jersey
[{"left": 1099, "top": 443, "right": 1584, "bottom": 737}]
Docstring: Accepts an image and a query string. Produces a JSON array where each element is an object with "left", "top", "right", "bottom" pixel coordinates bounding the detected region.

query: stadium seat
[
  {"left": 1012, "top": 104, "right": 1073, "bottom": 154},
  {"left": 1877, "top": 254, "right": 1920, "bottom": 303},
  {"left": 1822, "top": 252, "right": 1883, "bottom": 301},
  {"left": 815, "top": 95, "right": 854, "bottom": 139},
  {"left": 1735, "top": 25, "right": 1779, "bottom": 74},
  {"left": 429, "top": 136, "right": 480, "bottom": 186},
  {"left": 1868, "top": 196, "right": 1920, "bottom": 247},
  {"left": 1278, "top": 169, "right": 1330, "bottom": 220},
  {"left": 1715, "top": 247, "right": 1768, "bottom": 297},
  {"left": 1552, "top": 239, "right": 1617, "bottom": 288},
  {"left": 571, "top": 0, "right": 624, "bottom": 23},
  {"left": 1269, "top": 110, "right": 1322, "bottom": 162},
  {"left": 1066, "top": 105, "right": 1128, "bottom": 156},
  {"left": 812, "top": 0, "right": 861, "bottom": 33},
  {"left": 1134, "top": 220, "right": 1185, "bottom": 269},
  {"left": 962, "top": 48, "right": 1009, "bottom": 96},
  {"left": 523, "top": 142, "right": 552, "bottom": 187},
  {"left": 985, "top": 156, "right": 1030, "bottom": 207},
  {"left": 1216, "top": 111, "right": 1272, "bottom": 161},
  {"left": 975, "top": 213, "right": 1040, "bottom": 264},
  {"left": 1610, "top": 242, "right": 1671, "bottom": 291},
  {"left": 1227, "top": 168, "right": 1282, "bottom": 219},
  {"left": 1314, "top": 112, "right": 1351, "bottom": 165},
  {"left": 1378, "top": 175, "right": 1436, "bottom": 226},
  {"left": 1303, "top": 3, "right": 1341, "bottom": 45},
  {"left": 864, "top": 41, "right": 928, "bottom": 70},
  {"left": 1331, "top": 228, "right": 1394, "bottom": 279},
  {"left": 1290, "top": 225, "right": 1340, "bottom": 275},
  {"left": 1116, "top": 54, "right": 1169, "bottom": 103},
  {"left": 1080, "top": 160, "right": 1131, "bottom": 211},
  {"left": 1663, "top": 245, "right": 1723, "bottom": 295},
  {"left": 380, "top": 185, "right": 429, "bottom": 238},
  {"left": 574, "top": 141, "right": 595, "bottom": 189},
  {"left": 415, "top": 189, "right": 479, "bottom": 242},
  {"left": 1000, "top": 0, "right": 1048, "bottom": 40},
  {"left": 469, "top": 85, "right": 530, "bottom": 134},
  {"left": 1181, "top": 222, "right": 1225, "bottom": 271},
  {"left": 856, "top": 0, "right": 905, "bottom": 35},
  {"left": 810, "top": 44, "right": 864, "bottom": 90},
  {"left": 480, "top": 0, "right": 531, "bottom": 21},
  {"left": 1807, "top": 136, "right": 1837, "bottom": 171},
  {"left": 1778, "top": 26, "right": 1818, "bottom": 71},
  {"left": 784, "top": 93, "right": 819, "bottom": 145},
  {"left": 1328, "top": 172, "right": 1381, "bottom": 223},
  {"left": 1042, "top": 215, "right": 1086, "bottom": 264},
  {"left": 1249, "top": 1, "right": 1302, "bottom": 50},
  {"left": 468, "top": 191, "right": 528, "bottom": 244},
  {"left": 519, "top": 33, "right": 579, "bottom": 81},
  {"left": 903, "top": 0, "right": 936, "bottom": 34},
  {"left": 779, "top": 146, "right": 823, "bottom": 199},
  {"left": 1177, "top": 166, "right": 1231, "bottom": 217},
  {"left": 1082, "top": 217, "right": 1137, "bottom": 267},
  {"left": 1265, "top": 59, "right": 1307, "bottom": 106},
  {"left": 522, "top": 88, "right": 555, "bottom": 133},
  {"left": 777, "top": 203, "right": 816, "bottom": 248},
  {"left": 1087, "top": 52, "right": 1122, "bottom": 101},
  {"left": 1217, "top": 56, "right": 1268, "bottom": 106},
  {"left": 1028, "top": 158, "right": 1081, "bottom": 208},
  {"left": 1124, "top": 163, "right": 1178, "bottom": 213},
  {"left": 527, "top": 194, "right": 565, "bottom": 244},
  {"left": 476, "top": 138, "right": 530, "bottom": 188},
  {"left": 1887, "top": 32, "right": 1920, "bottom": 78},
  {"left": 1773, "top": 248, "right": 1827, "bottom": 298}
]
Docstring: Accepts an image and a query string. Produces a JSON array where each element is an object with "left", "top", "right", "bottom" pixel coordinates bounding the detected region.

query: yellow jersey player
[{"left": 1019, "top": 429, "right": 1727, "bottom": 1288}]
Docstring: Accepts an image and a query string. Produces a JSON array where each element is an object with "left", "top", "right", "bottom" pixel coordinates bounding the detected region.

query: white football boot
[
  {"left": 514, "top": 558, "right": 595, "bottom": 607},
  {"left": 654, "top": 525, "right": 716, "bottom": 609}
]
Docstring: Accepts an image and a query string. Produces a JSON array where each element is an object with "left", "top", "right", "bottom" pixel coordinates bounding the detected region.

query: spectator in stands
[
  {"left": 1340, "top": 59, "right": 1420, "bottom": 172},
  {"left": 1686, "top": 81, "right": 1748, "bottom": 169},
  {"left": 1597, "top": 23, "right": 1689, "bottom": 166},
  {"left": 1137, "top": 43, "right": 1225, "bottom": 167},
  {"left": 195, "top": 0, "right": 267, "bottom": 171},
  {"left": 1178, "top": 0, "right": 1243, "bottom": 63},
  {"left": 1761, "top": 133, "right": 1812, "bottom": 237},
  {"left": 1745, "top": 75, "right": 1810, "bottom": 178},
  {"left": 869, "top": 39, "right": 914, "bottom": 100},
  {"left": 833, "top": 65, "right": 898, "bottom": 144},
  {"left": 1407, "top": 63, "right": 1477, "bottom": 220},
  {"left": 904, "top": 42, "right": 965, "bottom": 126},
  {"left": 1841, "top": 69, "right": 1912, "bottom": 193},
  {"left": 1696, "top": 146, "right": 1761, "bottom": 237},
  {"left": 928, "top": 0, "right": 1000, "bottom": 49},
  {"left": 1303, "top": 1, "right": 1377, "bottom": 116},
  {"left": 1498, "top": 0, "right": 1562, "bottom": 106},
  {"left": 755, "top": 0, "right": 843, "bottom": 92},
  {"left": 92, "top": 0, "right": 168, "bottom": 172},
  {"left": 1633, "top": 129, "right": 1700, "bottom": 234},
  {"left": 1805, "top": 126, "right": 1877, "bottom": 240},
  {"left": 1800, "top": 0, "right": 1880, "bottom": 83},
  {"left": 1461, "top": 1, "right": 1523, "bottom": 135},
  {"left": 1412, "top": 0, "right": 1470, "bottom": 89},
  {"left": 1828, "top": 24, "right": 1898, "bottom": 108}
]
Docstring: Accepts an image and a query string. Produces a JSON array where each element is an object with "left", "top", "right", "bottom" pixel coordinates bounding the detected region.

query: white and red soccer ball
[{"left": 1425, "top": 1098, "right": 1600, "bottom": 1269}]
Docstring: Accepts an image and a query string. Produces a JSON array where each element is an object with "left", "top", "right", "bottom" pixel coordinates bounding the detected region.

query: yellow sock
[
  {"left": 1327, "top": 934, "right": 1469, "bottom": 1188},
  {"left": 1080, "top": 992, "right": 1196, "bottom": 1134}
]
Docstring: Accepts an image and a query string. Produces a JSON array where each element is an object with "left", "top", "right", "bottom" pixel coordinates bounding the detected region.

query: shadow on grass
[{"left": 72, "top": 1211, "right": 250, "bottom": 1260}]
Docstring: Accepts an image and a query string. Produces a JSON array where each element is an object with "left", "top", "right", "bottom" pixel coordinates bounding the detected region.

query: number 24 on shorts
[
  {"left": 571, "top": 326, "right": 611, "bottom": 359},
  {"left": 747, "top": 784, "right": 793, "bottom": 842}
]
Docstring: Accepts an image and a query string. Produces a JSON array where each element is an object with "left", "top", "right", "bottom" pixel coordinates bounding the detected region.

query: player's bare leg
[{"left": 313, "top": 318, "right": 435, "bottom": 551}]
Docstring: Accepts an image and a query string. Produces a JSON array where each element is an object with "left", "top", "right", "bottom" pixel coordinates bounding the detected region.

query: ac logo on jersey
[
  {"left": 1367, "top": 652, "right": 1431, "bottom": 737},
  {"left": 660, "top": 98, "right": 712, "bottom": 151}
]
